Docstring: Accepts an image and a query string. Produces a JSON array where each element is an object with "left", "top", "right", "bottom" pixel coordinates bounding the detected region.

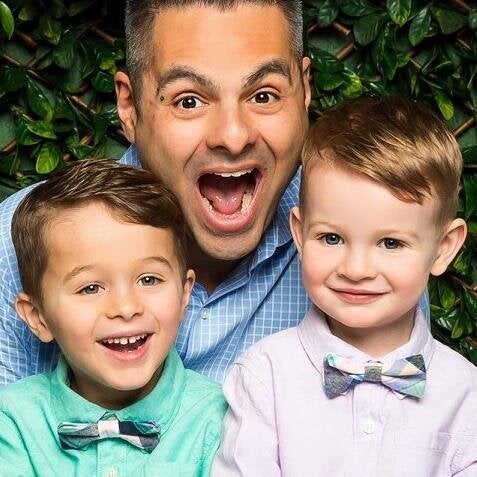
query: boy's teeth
[{"left": 103, "top": 334, "right": 147, "bottom": 345}]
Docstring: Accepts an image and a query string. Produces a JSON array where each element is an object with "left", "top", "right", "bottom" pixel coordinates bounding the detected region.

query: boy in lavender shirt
[{"left": 213, "top": 96, "right": 477, "bottom": 476}]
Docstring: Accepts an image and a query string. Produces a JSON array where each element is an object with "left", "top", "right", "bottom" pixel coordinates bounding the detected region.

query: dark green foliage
[{"left": 0, "top": 0, "right": 476, "bottom": 363}]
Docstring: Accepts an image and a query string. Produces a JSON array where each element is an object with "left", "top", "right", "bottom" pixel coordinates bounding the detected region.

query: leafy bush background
[{"left": 0, "top": 0, "right": 476, "bottom": 364}]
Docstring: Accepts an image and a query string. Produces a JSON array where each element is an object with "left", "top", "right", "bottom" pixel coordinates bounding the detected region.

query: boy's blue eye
[
  {"left": 80, "top": 284, "right": 101, "bottom": 295},
  {"left": 323, "top": 234, "right": 343, "bottom": 246},
  {"left": 383, "top": 238, "right": 400, "bottom": 249}
]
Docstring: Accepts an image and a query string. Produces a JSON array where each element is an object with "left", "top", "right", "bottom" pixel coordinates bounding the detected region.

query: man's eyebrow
[
  {"left": 157, "top": 65, "right": 219, "bottom": 94},
  {"left": 243, "top": 59, "right": 292, "bottom": 88}
]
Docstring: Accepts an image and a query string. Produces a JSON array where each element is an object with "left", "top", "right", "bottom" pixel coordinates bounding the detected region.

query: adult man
[{"left": 0, "top": 0, "right": 428, "bottom": 384}]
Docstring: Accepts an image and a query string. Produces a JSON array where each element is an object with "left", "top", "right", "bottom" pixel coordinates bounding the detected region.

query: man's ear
[
  {"left": 115, "top": 70, "right": 138, "bottom": 143},
  {"left": 290, "top": 206, "right": 304, "bottom": 259},
  {"left": 431, "top": 218, "right": 467, "bottom": 277},
  {"left": 15, "top": 293, "right": 54, "bottom": 343},
  {"left": 180, "top": 269, "right": 196, "bottom": 319},
  {"left": 302, "top": 57, "right": 312, "bottom": 112}
]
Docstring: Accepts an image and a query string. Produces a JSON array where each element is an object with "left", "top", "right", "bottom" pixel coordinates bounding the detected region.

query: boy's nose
[
  {"left": 206, "top": 104, "right": 258, "bottom": 156},
  {"left": 105, "top": 289, "right": 144, "bottom": 321},
  {"left": 336, "top": 249, "right": 377, "bottom": 282}
]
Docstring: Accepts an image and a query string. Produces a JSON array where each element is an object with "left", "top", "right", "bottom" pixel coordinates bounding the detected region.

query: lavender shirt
[{"left": 213, "top": 308, "right": 477, "bottom": 476}]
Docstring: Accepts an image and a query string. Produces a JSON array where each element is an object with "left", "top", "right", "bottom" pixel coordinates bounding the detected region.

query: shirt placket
[{"left": 97, "top": 439, "right": 127, "bottom": 477}]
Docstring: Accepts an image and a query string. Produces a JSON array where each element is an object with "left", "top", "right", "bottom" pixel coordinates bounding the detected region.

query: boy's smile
[
  {"left": 32, "top": 202, "right": 194, "bottom": 409},
  {"left": 291, "top": 164, "right": 464, "bottom": 356}
]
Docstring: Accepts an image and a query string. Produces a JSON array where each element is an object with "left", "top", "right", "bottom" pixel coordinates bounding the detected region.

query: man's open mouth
[
  {"left": 198, "top": 168, "right": 261, "bottom": 219},
  {"left": 99, "top": 334, "right": 151, "bottom": 353}
]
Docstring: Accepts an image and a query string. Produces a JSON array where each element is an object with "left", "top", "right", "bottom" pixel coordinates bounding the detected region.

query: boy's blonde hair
[{"left": 300, "top": 96, "right": 462, "bottom": 227}]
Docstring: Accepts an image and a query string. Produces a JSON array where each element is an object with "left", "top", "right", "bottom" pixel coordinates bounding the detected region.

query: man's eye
[
  {"left": 381, "top": 238, "right": 401, "bottom": 250},
  {"left": 175, "top": 96, "right": 205, "bottom": 110},
  {"left": 321, "top": 234, "right": 343, "bottom": 246},
  {"left": 79, "top": 284, "right": 101, "bottom": 295},
  {"left": 139, "top": 276, "right": 160, "bottom": 286},
  {"left": 251, "top": 92, "right": 278, "bottom": 104}
]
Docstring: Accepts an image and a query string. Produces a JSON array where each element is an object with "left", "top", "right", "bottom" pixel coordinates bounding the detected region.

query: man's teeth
[
  {"left": 213, "top": 169, "right": 253, "bottom": 178},
  {"left": 241, "top": 188, "right": 253, "bottom": 212},
  {"left": 102, "top": 334, "right": 147, "bottom": 345}
]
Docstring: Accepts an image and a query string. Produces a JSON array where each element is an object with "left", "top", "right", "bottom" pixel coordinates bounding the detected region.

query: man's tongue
[{"left": 200, "top": 175, "right": 250, "bottom": 215}]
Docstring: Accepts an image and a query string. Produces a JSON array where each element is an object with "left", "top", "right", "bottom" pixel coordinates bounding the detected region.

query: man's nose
[
  {"left": 105, "top": 288, "right": 144, "bottom": 321},
  {"left": 206, "top": 104, "right": 257, "bottom": 156},
  {"left": 336, "top": 248, "right": 377, "bottom": 282}
]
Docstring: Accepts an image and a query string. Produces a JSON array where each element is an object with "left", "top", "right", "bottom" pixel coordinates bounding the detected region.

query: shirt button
[
  {"left": 104, "top": 468, "right": 118, "bottom": 477},
  {"left": 201, "top": 308, "right": 210, "bottom": 320},
  {"left": 363, "top": 420, "right": 376, "bottom": 435}
]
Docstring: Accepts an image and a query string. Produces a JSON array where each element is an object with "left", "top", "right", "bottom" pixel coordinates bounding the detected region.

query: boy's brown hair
[
  {"left": 300, "top": 96, "right": 462, "bottom": 227},
  {"left": 12, "top": 159, "right": 188, "bottom": 304}
]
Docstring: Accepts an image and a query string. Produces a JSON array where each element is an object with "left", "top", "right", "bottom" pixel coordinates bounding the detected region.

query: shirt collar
[
  {"left": 297, "top": 306, "right": 435, "bottom": 399},
  {"left": 51, "top": 349, "right": 185, "bottom": 434},
  {"left": 248, "top": 167, "right": 301, "bottom": 272}
]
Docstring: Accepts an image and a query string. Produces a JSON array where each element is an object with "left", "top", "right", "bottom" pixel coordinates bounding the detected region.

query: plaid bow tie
[
  {"left": 323, "top": 352, "right": 426, "bottom": 399},
  {"left": 58, "top": 417, "right": 160, "bottom": 453}
]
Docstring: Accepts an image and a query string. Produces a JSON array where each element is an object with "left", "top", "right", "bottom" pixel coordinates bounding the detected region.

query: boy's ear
[
  {"left": 180, "top": 269, "right": 196, "bottom": 318},
  {"left": 290, "top": 206, "right": 304, "bottom": 259},
  {"left": 15, "top": 293, "right": 54, "bottom": 343},
  {"left": 431, "top": 218, "right": 467, "bottom": 277}
]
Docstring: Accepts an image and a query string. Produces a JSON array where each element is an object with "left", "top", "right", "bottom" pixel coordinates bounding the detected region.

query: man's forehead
[{"left": 150, "top": 4, "right": 294, "bottom": 67}]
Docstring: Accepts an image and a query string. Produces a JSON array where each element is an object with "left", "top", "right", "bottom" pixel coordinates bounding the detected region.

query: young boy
[
  {"left": 0, "top": 160, "right": 226, "bottom": 476},
  {"left": 213, "top": 96, "right": 477, "bottom": 476}
]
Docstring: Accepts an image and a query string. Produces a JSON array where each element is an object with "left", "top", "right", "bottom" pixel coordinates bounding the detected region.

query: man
[{"left": 0, "top": 0, "right": 428, "bottom": 384}]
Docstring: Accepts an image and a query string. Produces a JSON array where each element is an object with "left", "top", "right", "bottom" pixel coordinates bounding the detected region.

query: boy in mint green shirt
[{"left": 0, "top": 160, "right": 226, "bottom": 476}]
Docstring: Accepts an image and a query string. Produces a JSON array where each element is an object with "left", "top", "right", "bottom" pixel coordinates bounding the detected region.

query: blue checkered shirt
[{"left": 0, "top": 146, "right": 430, "bottom": 384}]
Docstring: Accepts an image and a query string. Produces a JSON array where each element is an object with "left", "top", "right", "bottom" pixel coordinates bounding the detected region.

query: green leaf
[
  {"left": 462, "top": 146, "right": 477, "bottom": 165},
  {"left": 432, "top": 89, "right": 454, "bottom": 120},
  {"left": 27, "top": 81, "right": 55, "bottom": 121},
  {"left": 315, "top": 71, "right": 346, "bottom": 91},
  {"left": 342, "top": 70, "right": 363, "bottom": 96},
  {"left": 53, "top": 28, "right": 82, "bottom": 69},
  {"left": 26, "top": 121, "right": 57, "bottom": 139},
  {"left": 451, "top": 311, "right": 467, "bottom": 339},
  {"left": 68, "top": 0, "right": 96, "bottom": 16},
  {"left": 409, "top": 7, "right": 431, "bottom": 46},
  {"left": 463, "top": 174, "right": 477, "bottom": 219},
  {"left": 431, "top": 7, "right": 467, "bottom": 34},
  {"left": 353, "top": 13, "right": 387, "bottom": 46},
  {"left": 90, "top": 70, "right": 114, "bottom": 93},
  {"left": 38, "top": 13, "right": 62, "bottom": 45},
  {"left": 340, "top": 0, "right": 378, "bottom": 17},
  {"left": 464, "top": 291, "right": 477, "bottom": 318},
  {"left": 49, "top": 0, "right": 67, "bottom": 19},
  {"left": 15, "top": 119, "right": 42, "bottom": 146},
  {"left": 18, "top": 1, "right": 40, "bottom": 21},
  {"left": 0, "top": 1, "right": 14, "bottom": 40},
  {"left": 309, "top": 48, "right": 344, "bottom": 73},
  {"left": 469, "top": 9, "right": 477, "bottom": 30},
  {"left": 438, "top": 280, "right": 457, "bottom": 309},
  {"left": 0, "top": 66, "right": 27, "bottom": 92},
  {"left": 36, "top": 142, "right": 61, "bottom": 174},
  {"left": 372, "top": 27, "right": 398, "bottom": 80},
  {"left": 318, "top": 0, "right": 339, "bottom": 27},
  {"left": 386, "top": 0, "right": 411, "bottom": 27}
]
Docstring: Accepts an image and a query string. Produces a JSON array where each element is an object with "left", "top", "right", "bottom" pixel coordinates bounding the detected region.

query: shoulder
[
  {"left": 0, "top": 371, "right": 52, "bottom": 415},
  {"left": 181, "top": 369, "right": 227, "bottom": 414},
  {"left": 430, "top": 340, "right": 477, "bottom": 390}
]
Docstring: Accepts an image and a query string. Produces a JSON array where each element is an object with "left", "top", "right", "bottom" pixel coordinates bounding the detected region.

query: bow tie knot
[
  {"left": 58, "top": 417, "right": 160, "bottom": 453},
  {"left": 323, "top": 352, "right": 426, "bottom": 399}
]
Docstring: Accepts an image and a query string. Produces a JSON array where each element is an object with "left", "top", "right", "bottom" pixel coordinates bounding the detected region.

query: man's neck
[{"left": 187, "top": 241, "right": 241, "bottom": 293}]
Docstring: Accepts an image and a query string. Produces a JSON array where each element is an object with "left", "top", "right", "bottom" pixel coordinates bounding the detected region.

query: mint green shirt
[{"left": 0, "top": 349, "right": 226, "bottom": 477}]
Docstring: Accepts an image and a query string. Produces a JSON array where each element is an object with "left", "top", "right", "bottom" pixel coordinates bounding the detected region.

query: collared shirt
[
  {"left": 0, "top": 146, "right": 430, "bottom": 384},
  {"left": 213, "top": 307, "right": 477, "bottom": 477},
  {"left": 0, "top": 349, "right": 226, "bottom": 477}
]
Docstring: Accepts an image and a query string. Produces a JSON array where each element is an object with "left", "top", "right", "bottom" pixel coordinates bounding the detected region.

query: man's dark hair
[
  {"left": 125, "top": 0, "right": 304, "bottom": 101},
  {"left": 12, "top": 159, "right": 188, "bottom": 304}
]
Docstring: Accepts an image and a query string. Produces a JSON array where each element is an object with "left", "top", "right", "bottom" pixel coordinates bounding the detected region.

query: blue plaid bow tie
[
  {"left": 58, "top": 417, "right": 160, "bottom": 453},
  {"left": 323, "top": 352, "right": 426, "bottom": 399}
]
